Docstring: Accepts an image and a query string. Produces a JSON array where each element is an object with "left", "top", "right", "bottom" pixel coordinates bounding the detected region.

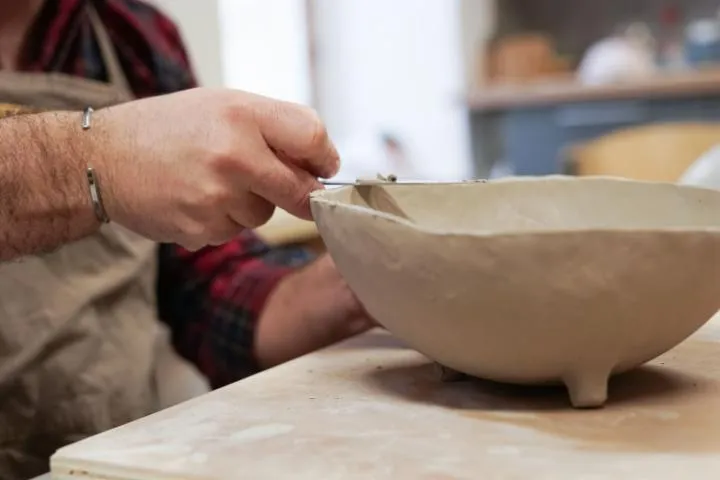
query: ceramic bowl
[{"left": 310, "top": 176, "right": 720, "bottom": 408}]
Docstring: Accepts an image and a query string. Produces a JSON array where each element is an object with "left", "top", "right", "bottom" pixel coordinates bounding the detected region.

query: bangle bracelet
[
  {"left": 82, "top": 107, "right": 110, "bottom": 223},
  {"left": 86, "top": 167, "right": 109, "bottom": 224}
]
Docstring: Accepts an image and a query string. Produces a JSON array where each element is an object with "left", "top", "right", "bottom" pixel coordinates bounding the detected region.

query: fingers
[
  {"left": 205, "top": 217, "right": 245, "bottom": 246},
  {"left": 253, "top": 99, "right": 340, "bottom": 179},
  {"left": 178, "top": 215, "right": 245, "bottom": 250},
  {"left": 184, "top": 192, "right": 275, "bottom": 248},
  {"left": 227, "top": 191, "right": 276, "bottom": 228},
  {"left": 237, "top": 145, "right": 325, "bottom": 220}
]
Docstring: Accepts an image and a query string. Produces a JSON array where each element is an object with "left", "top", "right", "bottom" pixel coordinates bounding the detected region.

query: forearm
[{"left": 0, "top": 110, "right": 100, "bottom": 261}]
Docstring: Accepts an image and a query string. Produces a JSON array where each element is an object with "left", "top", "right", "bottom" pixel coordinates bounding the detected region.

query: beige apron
[{"left": 0, "top": 6, "right": 208, "bottom": 479}]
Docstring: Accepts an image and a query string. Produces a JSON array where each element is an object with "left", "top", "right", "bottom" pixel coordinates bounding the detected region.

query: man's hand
[
  {"left": 93, "top": 88, "right": 339, "bottom": 250},
  {"left": 255, "top": 254, "right": 376, "bottom": 368}
]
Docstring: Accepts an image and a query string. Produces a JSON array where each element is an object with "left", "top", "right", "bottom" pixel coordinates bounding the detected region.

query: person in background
[{"left": 0, "top": 0, "right": 373, "bottom": 477}]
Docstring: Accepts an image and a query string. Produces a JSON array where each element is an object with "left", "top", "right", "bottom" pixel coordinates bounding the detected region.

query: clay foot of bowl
[
  {"left": 435, "top": 364, "right": 611, "bottom": 409},
  {"left": 434, "top": 363, "right": 469, "bottom": 382},
  {"left": 563, "top": 369, "right": 611, "bottom": 408}
]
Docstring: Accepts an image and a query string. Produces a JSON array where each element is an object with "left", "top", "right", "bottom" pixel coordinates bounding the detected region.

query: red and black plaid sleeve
[{"left": 24, "top": 0, "right": 314, "bottom": 388}]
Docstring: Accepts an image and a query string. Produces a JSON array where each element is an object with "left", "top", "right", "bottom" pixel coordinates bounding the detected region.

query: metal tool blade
[{"left": 320, "top": 175, "right": 485, "bottom": 186}]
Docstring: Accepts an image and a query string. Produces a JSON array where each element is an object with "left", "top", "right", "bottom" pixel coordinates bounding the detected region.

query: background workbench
[{"left": 52, "top": 313, "right": 720, "bottom": 479}]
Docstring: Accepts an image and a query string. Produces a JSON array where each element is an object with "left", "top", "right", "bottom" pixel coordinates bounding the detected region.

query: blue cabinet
[{"left": 471, "top": 95, "right": 720, "bottom": 176}]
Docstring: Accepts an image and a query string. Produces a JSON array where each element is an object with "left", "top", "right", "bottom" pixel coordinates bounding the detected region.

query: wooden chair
[{"left": 565, "top": 123, "right": 720, "bottom": 182}]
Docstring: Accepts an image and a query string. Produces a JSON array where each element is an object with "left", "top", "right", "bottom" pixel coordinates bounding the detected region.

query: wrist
[
  {"left": 0, "top": 110, "right": 103, "bottom": 258},
  {"left": 254, "top": 258, "right": 370, "bottom": 369},
  {"left": 38, "top": 111, "right": 99, "bottom": 227},
  {"left": 254, "top": 271, "right": 304, "bottom": 369}
]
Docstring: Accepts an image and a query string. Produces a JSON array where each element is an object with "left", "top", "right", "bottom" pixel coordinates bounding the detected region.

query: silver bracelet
[{"left": 82, "top": 107, "right": 110, "bottom": 223}]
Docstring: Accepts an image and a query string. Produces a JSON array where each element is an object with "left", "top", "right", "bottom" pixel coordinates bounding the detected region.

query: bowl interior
[{"left": 316, "top": 177, "right": 720, "bottom": 234}]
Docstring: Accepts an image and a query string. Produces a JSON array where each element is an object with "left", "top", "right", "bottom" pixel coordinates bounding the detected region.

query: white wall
[
  {"left": 313, "top": 0, "right": 474, "bottom": 180},
  {"left": 460, "top": 0, "right": 497, "bottom": 88},
  {"left": 148, "top": 0, "right": 225, "bottom": 87},
  {"left": 148, "top": 0, "right": 312, "bottom": 105},
  {"left": 219, "top": 0, "right": 312, "bottom": 105}
]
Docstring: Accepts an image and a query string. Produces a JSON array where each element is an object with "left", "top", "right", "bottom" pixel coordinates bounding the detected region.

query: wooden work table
[
  {"left": 52, "top": 313, "right": 720, "bottom": 479},
  {"left": 469, "top": 69, "right": 720, "bottom": 112}
]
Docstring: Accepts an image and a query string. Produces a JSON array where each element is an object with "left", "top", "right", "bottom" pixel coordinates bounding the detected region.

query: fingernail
[
  {"left": 325, "top": 147, "right": 341, "bottom": 178},
  {"left": 322, "top": 163, "right": 338, "bottom": 179},
  {"left": 349, "top": 316, "right": 373, "bottom": 334}
]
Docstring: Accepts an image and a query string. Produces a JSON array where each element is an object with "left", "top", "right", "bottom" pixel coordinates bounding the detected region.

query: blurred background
[{"left": 150, "top": 0, "right": 720, "bottom": 185}]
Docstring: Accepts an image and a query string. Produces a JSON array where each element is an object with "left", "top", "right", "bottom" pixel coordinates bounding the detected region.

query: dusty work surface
[{"left": 53, "top": 315, "right": 720, "bottom": 480}]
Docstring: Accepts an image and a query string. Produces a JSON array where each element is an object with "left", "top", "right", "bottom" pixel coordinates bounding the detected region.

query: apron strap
[{"left": 86, "top": 2, "right": 132, "bottom": 93}]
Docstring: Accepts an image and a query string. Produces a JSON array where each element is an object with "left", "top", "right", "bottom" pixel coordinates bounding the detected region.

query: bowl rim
[{"left": 309, "top": 175, "right": 720, "bottom": 238}]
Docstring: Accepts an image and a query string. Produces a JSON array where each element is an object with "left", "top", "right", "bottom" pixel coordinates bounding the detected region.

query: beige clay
[{"left": 310, "top": 176, "right": 720, "bottom": 408}]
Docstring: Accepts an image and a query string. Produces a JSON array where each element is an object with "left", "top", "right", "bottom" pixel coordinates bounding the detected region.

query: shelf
[{"left": 469, "top": 69, "right": 720, "bottom": 112}]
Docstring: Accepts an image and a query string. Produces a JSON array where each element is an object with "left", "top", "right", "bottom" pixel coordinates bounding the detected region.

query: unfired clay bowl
[{"left": 310, "top": 176, "right": 720, "bottom": 408}]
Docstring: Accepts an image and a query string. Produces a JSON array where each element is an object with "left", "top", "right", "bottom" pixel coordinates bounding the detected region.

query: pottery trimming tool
[{"left": 320, "top": 173, "right": 486, "bottom": 186}]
